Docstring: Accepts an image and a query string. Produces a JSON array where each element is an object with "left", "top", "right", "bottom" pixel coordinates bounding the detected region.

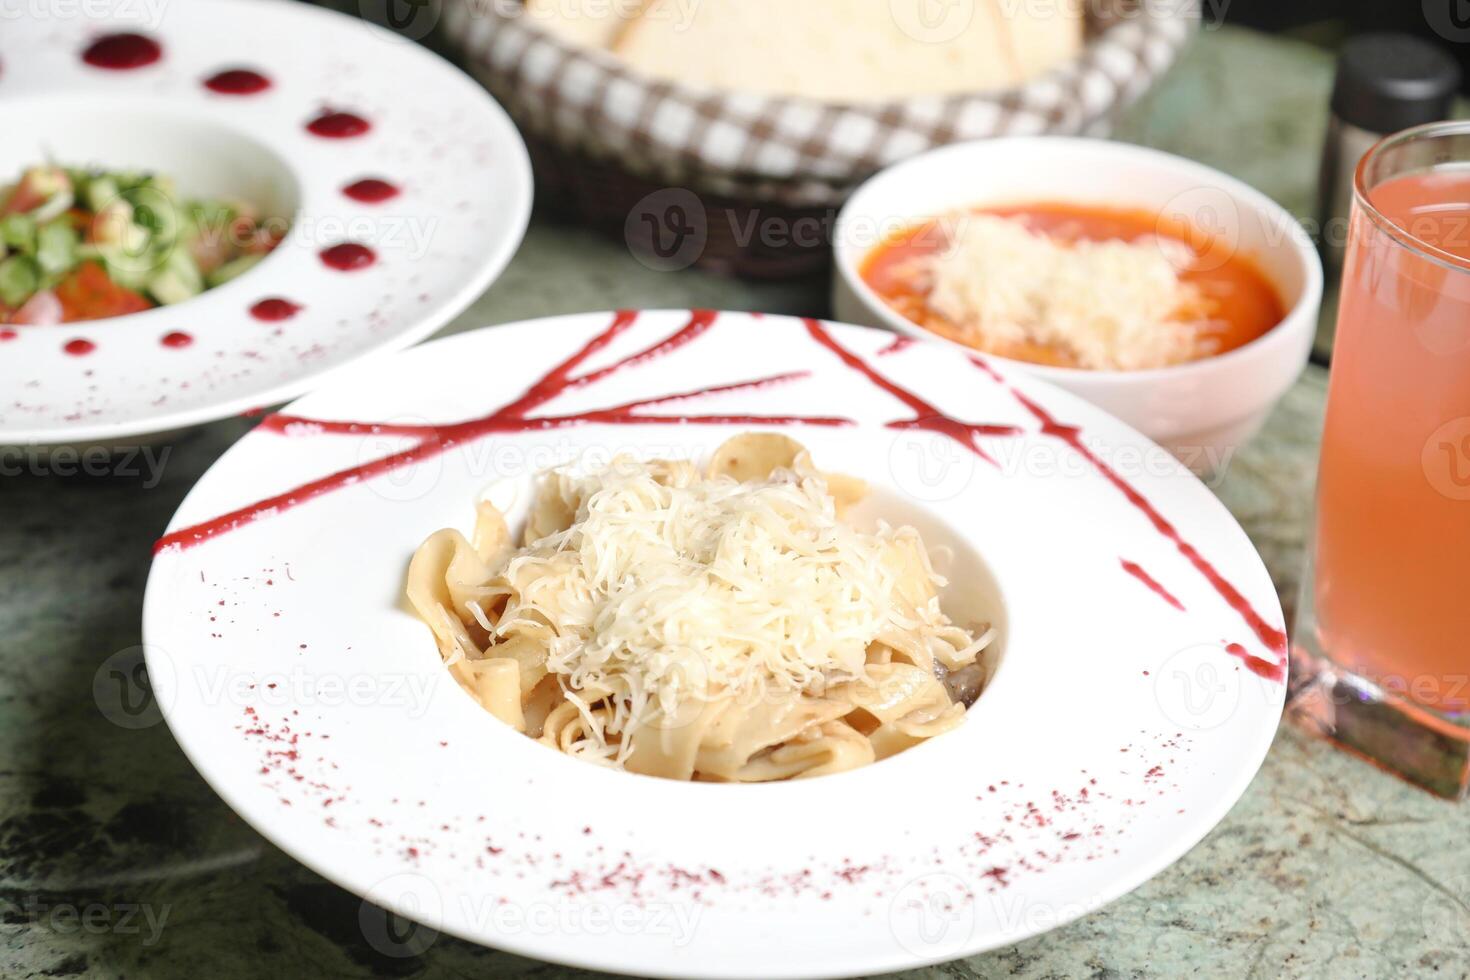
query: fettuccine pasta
[{"left": 406, "top": 433, "right": 995, "bottom": 781}]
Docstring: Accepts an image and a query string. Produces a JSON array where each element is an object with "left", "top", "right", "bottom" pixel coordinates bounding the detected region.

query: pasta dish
[{"left": 406, "top": 433, "right": 994, "bottom": 781}]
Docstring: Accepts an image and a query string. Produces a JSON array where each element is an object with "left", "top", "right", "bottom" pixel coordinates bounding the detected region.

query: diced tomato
[
  {"left": 2, "top": 168, "right": 71, "bottom": 216},
  {"left": 189, "top": 231, "right": 233, "bottom": 275},
  {"left": 54, "top": 262, "right": 153, "bottom": 322},
  {"left": 244, "top": 223, "right": 286, "bottom": 255},
  {"left": 14, "top": 289, "right": 63, "bottom": 326}
]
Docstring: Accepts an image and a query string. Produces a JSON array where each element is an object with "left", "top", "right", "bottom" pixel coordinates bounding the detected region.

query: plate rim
[
  {"left": 141, "top": 309, "right": 1287, "bottom": 978},
  {"left": 0, "top": 0, "right": 534, "bottom": 447}
]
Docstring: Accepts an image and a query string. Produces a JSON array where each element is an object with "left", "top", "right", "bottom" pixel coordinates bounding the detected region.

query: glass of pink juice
[{"left": 1295, "top": 121, "right": 1470, "bottom": 799}]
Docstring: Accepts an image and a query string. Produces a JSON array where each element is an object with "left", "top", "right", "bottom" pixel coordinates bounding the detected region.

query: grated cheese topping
[
  {"left": 919, "top": 214, "right": 1212, "bottom": 371},
  {"left": 492, "top": 457, "right": 973, "bottom": 737}
]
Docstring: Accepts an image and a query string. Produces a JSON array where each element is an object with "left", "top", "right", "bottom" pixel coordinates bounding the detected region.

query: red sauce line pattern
[
  {"left": 966, "top": 364, "right": 1287, "bottom": 680},
  {"left": 154, "top": 311, "right": 849, "bottom": 553},
  {"left": 1120, "top": 559, "right": 1186, "bottom": 612},
  {"left": 153, "top": 310, "right": 1288, "bottom": 682},
  {"left": 804, "top": 323, "right": 1285, "bottom": 681},
  {"left": 801, "top": 318, "right": 1021, "bottom": 466}
]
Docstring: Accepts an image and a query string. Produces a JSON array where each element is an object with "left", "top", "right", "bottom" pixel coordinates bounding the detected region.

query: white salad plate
[
  {"left": 143, "top": 310, "right": 1288, "bottom": 978},
  {"left": 0, "top": 0, "right": 531, "bottom": 446}
]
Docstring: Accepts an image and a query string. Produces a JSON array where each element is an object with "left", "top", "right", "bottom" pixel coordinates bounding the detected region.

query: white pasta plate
[
  {"left": 142, "top": 310, "right": 1287, "bottom": 978},
  {"left": 0, "top": 0, "right": 531, "bottom": 446}
]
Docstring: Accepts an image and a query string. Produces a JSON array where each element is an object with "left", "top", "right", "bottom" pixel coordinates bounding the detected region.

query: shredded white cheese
[
  {"left": 919, "top": 214, "right": 1212, "bottom": 371},
  {"left": 492, "top": 457, "right": 964, "bottom": 739}
]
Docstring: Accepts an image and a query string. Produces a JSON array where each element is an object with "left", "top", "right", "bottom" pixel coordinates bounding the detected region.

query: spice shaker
[{"left": 1318, "top": 33, "right": 1460, "bottom": 272}]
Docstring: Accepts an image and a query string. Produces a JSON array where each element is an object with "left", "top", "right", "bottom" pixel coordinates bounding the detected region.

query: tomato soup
[{"left": 861, "top": 202, "right": 1285, "bottom": 370}]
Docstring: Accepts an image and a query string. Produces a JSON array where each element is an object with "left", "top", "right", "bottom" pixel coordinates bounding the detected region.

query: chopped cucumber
[
  {"left": 128, "top": 187, "right": 182, "bottom": 245},
  {"left": 0, "top": 213, "right": 36, "bottom": 252},
  {"left": 206, "top": 253, "right": 264, "bottom": 288},
  {"left": 5, "top": 163, "right": 286, "bottom": 318},
  {"left": 147, "top": 247, "right": 204, "bottom": 306},
  {"left": 84, "top": 176, "right": 120, "bottom": 214},
  {"left": 97, "top": 243, "right": 155, "bottom": 291},
  {"left": 0, "top": 255, "right": 39, "bottom": 308},
  {"left": 186, "top": 200, "right": 237, "bottom": 242},
  {"left": 35, "top": 222, "right": 78, "bottom": 277}
]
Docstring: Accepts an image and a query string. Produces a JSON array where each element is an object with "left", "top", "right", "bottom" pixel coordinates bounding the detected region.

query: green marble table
[{"left": 4, "top": 24, "right": 1469, "bottom": 980}]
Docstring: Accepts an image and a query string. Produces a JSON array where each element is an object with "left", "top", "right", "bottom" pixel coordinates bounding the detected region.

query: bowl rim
[
  {"left": 832, "top": 135, "right": 1325, "bottom": 388},
  {"left": 0, "top": 0, "right": 537, "bottom": 447}
]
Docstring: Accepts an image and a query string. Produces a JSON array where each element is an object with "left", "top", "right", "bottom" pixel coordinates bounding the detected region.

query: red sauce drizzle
[
  {"left": 342, "top": 178, "right": 400, "bottom": 204},
  {"left": 63, "top": 338, "right": 95, "bottom": 356},
  {"left": 249, "top": 298, "right": 302, "bottom": 322},
  {"left": 807, "top": 321, "right": 1286, "bottom": 682},
  {"left": 319, "top": 243, "right": 376, "bottom": 272},
  {"left": 0, "top": 328, "right": 17, "bottom": 342},
  {"left": 204, "top": 68, "right": 272, "bottom": 95},
  {"left": 801, "top": 318, "right": 1019, "bottom": 466},
  {"left": 153, "top": 311, "right": 851, "bottom": 553},
  {"left": 306, "top": 110, "right": 371, "bottom": 139},
  {"left": 161, "top": 331, "right": 194, "bottom": 349},
  {"left": 876, "top": 335, "right": 916, "bottom": 357},
  {"left": 1120, "top": 559, "right": 1186, "bottom": 612},
  {"left": 82, "top": 33, "right": 162, "bottom": 70},
  {"left": 1003, "top": 383, "right": 1287, "bottom": 673},
  {"left": 152, "top": 310, "right": 1289, "bottom": 684},
  {"left": 1226, "top": 642, "right": 1286, "bottom": 683}
]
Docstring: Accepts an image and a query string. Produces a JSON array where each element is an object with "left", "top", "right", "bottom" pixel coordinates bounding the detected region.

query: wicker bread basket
[{"left": 441, "top": 0, "right": 1200, "bottom": 278}]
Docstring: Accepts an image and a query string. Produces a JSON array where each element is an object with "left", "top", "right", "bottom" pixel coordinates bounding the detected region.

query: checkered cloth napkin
[{"left": 442, "top": 0, "right": 1199, "bottom": 208}]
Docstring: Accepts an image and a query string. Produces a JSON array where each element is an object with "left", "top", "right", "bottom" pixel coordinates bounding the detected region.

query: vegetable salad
[{"left": 0, "top": 165, "right": 284, "bottom": 324}]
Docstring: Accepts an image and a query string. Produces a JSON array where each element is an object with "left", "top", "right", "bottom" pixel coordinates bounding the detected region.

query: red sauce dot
[
  {"left": 319, "top": 243, "right": 376, "bottom": 271},
  {"left": 249, "top": 297, "right": 302, "bottom": 321},
  {"left": 204, "top": 68, "right": 271, "bottom": 95},
  {"left": 82, "top": 33, "right": 162, "bottom": 70},
  {"left": 306, "top": 110, "right": 371, "bottom": 139},
  {"left": 161, "top": 331, "right": 194, "bottom": 348},
  {"left": 342, "top": 178, "right": 400, "bottom": 204},
  {"left": 0, "top": 328, "right": 17, "bottom": 342},
  {"left": 64, "top": 338, "right": 95, "bottom": 356}
]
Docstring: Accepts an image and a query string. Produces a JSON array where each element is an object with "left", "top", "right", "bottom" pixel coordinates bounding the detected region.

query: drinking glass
[{"left": 1293, "top": 121, "right": 1470, "bottom": 799}]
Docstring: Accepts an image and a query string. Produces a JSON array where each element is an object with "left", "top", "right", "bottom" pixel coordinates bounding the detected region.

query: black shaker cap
[{"left": 1331, "top": 33, "right": 1461, "bottom": 134}]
